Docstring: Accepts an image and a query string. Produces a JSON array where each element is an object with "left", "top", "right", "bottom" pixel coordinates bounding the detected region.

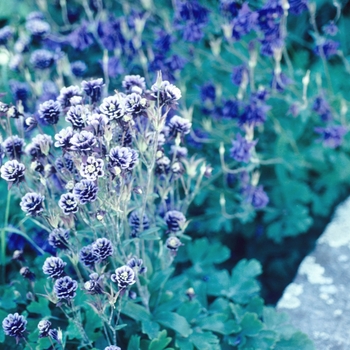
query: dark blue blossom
[
  {"left": 221, "top": 99, "right": 239, "bottom": 119},
  {"left": 129, "top": 211, "right": 150, "bottom": 238},
  {"left": 73, "top": 180, "right": 98, "bottom": 204},
  {"left": 25, "top": 134, "right": 52, "bottom": 159},
  {"left": 92, "top": 238, "right": 113, "bottom": 261},
  {"left": 111, "top": 265, "right": 136, "bottom": 288},
  {"left": 82, "top": 78, "right": 104, "bottom": 103},
  {"left": 9, "top": 80, "right": 30, "bottom": 106},
  {"left": 315, "top": 40, "right": 339, "bottom": 58},
  {"left": 42, "top": 256, "right": 66, "bottom": 278},
  {"left": 168, "top": 115, "right": 192, "bottom": 136},
  {"left": 312, "top": 95, "right": 333, "bottom": 121},
  {"left": 124, "top": 93, "right": 148, "bottom": 116},
  {"left": 87, "top": 113, "right": 109, "bottom": 136},
  {"left": 271, "top": 72, "right": 292, "bottom": 92},
  {"left": 166, "top": 54, "right": 186, "bottom": 71},
  {"left": 59, "top": 193, "right": 79, "bottom": 215},
  {"left": 66, "top": 105, "right": 88, "bottom": 129},
  {"left": 84, "top": 273, "right": 104, "bottom": 294},
  {"left": 243, "top": 184, "right": 269, "bottom": 208},
  {"left": 30, "top": 49, "right": 55, "bottom": 70},
  {"left": 103, "top": 57, "right": 123, "bottom": 78},
  {"left": 230, "top": 134, "right": 257, "bottom": 163},
  {"left": 289, "top": 0, "right": 308, "bottom": 15},
  {"left": 71, "top": 61, "right": 87, "bottom": 77},
  {"left": 57, "top": 85, "right": 82, "bottom": 108},
  {"left": 231, "top": 65, "right": 248, "bottom": 86},
  {"left": 9, "top": 54, "right": 22, "bottom": 71},
  {"left": 182, "top": 22, "right": 205, "bottom": 42},
  {"left": 1, "top": 160, "right": 26, "bottom": 184},
  {"left": 48, "top": 228, "right": 69, "bottom": 249},
  {"left": 164, "top": 210, "right": 186, "bottom": 232},
  {"left": 69, "top": 130, "right": 96, "bottom": 154},
  {"left": 38, "top": 100, "right": 61, "bottom": 125},
  {"left": 97, "top": 17, "right": 125, "bottom": 51},
  {"left": 231, "top": 3, "right": 258, "bottom": 40},
  {"left": 80, "top": 156, "right": 104, "bottom": 180},
  {"left": 176, "top": 0, "right": 209, "bottom": 25},
  {"left": 0, "top": 26, "right": 14, "bottom": 45},
  {"left": 166, "top": 236, "right": 183, "bottom": 251},
  {"left": 150, "top": 80, "right": 182, "bottom": 106},
  {"left": 54, "top": 127, "right": 74, "bottom": 148},
  {"left": 38, "top": 320, "right": 51, "bottom": 338},
  {"left": 2, "top": 313, "right": 27, "bottom": 338},
  {"left": 154, "top": 30, "right": 173, "bottom": 53},
  {"left": 220, "top": 0, "right": 240, "bottom": 18},
  {"left": 109, "top": 146, "right": 139, "bottom": 172},
  {"left": 40, "top": 81, "right": 59, "bottom": 103},
  {"left": 200, "top": 83, "right": 216, "bottom": 103},
  {"left": 314, "top": 125, "right": 347, "bottom": 148},
  {"left": 170, "top": 145, "right": 188, "bottom": 159},
  {"left": 20, "top": 192, "right": 45, "bottom": 216},
  {"left": 3, "top": 135, "right": 25, "bottom": 160},
  {"left": 55, "top": 154, "right": 75, "bottom": 174},
  {"left": 122, "top": 75, "right": 146, "bottom": 94},
  {"left": 239, "top": 97, "right": 270, "bottom": 126},
  {"left": 79, "top": 244, "right": 99, "bottom": 267},
  {"left": 20, "top": 267, "right": 36, "bottom": 281},
  {"left": 105, "top": 346, "right": 121, "bottom": 350},
  {"left": 54, "top": 276, "right": 78, "bottom": 300},
  {"left": 100, "top": 95, "right": 125, "bottom": 120},
  {"left": 25, "top": 19, "right": 50, "bottom": 38},
  {"left": 68, "top": 22, "right": 94, "bottom": 51},
  {"left": 323, "top": 21, "right": 338, "bottom": 36}
]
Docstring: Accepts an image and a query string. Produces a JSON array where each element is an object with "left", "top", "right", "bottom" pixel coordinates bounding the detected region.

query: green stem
[{"left": 1, "top": 189, "right": 11, "bottom": 283}]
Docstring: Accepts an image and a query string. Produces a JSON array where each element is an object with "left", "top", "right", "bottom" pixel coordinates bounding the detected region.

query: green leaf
[
  {"left": 84, "top": 308, "right": 103, "bottom": 340},
  {"left": 0, "top": 328, "right": 4, "bottom": 343},
  {"left": 198, "top": 313, "right": 240, "bottom": 335},
  {"left": 66, "top": 320, "right": 83, "bottom": 341},
  {"left": 240, "top": 312, "right": 264, "bottom": 337},
  {"left": 148, "top": 330, "right": 172, "bottom": 350},
  {"left": 35, "top": 337, "right": 52, "bottom": 350},
  {"left": 176, "top": 337, "right": 194, "bottom": 350},
  {"left": 274, "top": 331, "right": 315, "bottom": 350},
  {"left": 27, "top": 297, "right": 51, "bottom": 317},
  {"left": 176, "top": 300, "right": 202, "bottom": 323},
  {"left": 142, "top": 320, "right": 160, "bottom": 339},
  {"left": 189, "top": 331, "right": 220, "bottom": 350},
  {"left": 128, "top": 335, "right": 141, "bottom": 350},
  {"left": 122, "top": 302, "right": 151, "bottom": 322},
  {"left": 0, "top": 288, "right": 17, "bottom": 310},
  {"left": 149, "top": 268, "right": 175, "bottom": 293},
  {"left": 228, "top": 259, "right": 262, "bottom": 303},
  {"left": 206, "top": 269, "right": 230, "bottom": 297},
  {"left": 155, "top": 312, "right": 192, "bottom": 337}
]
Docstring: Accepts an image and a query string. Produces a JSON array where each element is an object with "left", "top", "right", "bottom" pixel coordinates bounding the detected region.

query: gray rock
[{"left": 277, "top": 197, "right": 350, "bottom": 350}]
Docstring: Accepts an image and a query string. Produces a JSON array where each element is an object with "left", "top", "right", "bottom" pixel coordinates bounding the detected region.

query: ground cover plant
[{"left": 0, "top": 0, "right": 349, "bottom": 348}]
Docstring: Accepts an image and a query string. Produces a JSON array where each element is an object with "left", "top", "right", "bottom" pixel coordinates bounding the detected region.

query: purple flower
[
  {"left": 54, "top": 276, "right": 78, "bottom": 300},
  {"left": 84, "top": 273, "right": 104, "bottom": 295},
  {"left": 231, "top": 3, "right": 258, "bottom": 40},
  {"left": 70, "top": 130, "right": 96, "bottom": 154},
  {"left": 166, "top": 236, "right": 183, "bottom": 252},
  {"left": 243, "top": 184, "right": 269, "bottom": 209},
  {"left": 48, "top": 228, "right": 69, "bottom": 249},
  {"left": 314, "top": 125, "right": 347, "bottom": 148},
  {"left": 92, "top": 238, "right": 113, "bottom": 261},
  {"left": 221, "top": 99, "right": 239, "bottom": 119},
  {"left": 54, "top": 127, "right": 74, "bottom": 148},
  {"left": 154, "top": 30, "right": 173, "bottom": 53},
  {"left": 82, "top": 78, "right": 104, "bottom": 103},
  {"left": 79, "top": 244, "right": 99, "bottom": 267},
  {"left": 25, "top": 134, "right": 52, "bottom": 159},
  {"left": 220, "top": 0, "right": 240, "bottom": 18},
  {"left": 312, "top": 95, "right": 333, "bottom": 121},
  {"left": 164, "top": 210, "right": 186, "bottom": 232},
  {"left": 0, "top": 26, "right": 14, "bottom": 45},
  {"left": 182, "top": 22, "right": 205, "bottom": 42},
  {"left": 57, "top": 86, "right": 82, "bottom": 108},
  {"left": 42, "top": 256, "right": 66, "bottom": 278},
  {"left": 103, "top": 57, "right": 123, "bottom": 78},
  {"left": 122, "top": 75, "right": 146, "bottom": 94},
  {"left": 100, "top": 95, "right": 125, "bottom": 120},
  {"left": 239, "top": 98, "right": 270, "bottom": 126},
  {"left": 150, "top": 80, "right": 182, "bottom": 107},
  {"left": 30, "top": 49, "right": 55, "bottom": 70},
  {"left": 38, "top": 100, "right": 61, "bottom": 125},
  {"left": 71, "top": 61, "right": 87, "bottom": 77},
  {"left": 73, "top": 180, "right": 99, "bottom": 204},
  {"left": 168, "top": 115, "right": 192, "bottom": 136},
  {"left": 9, "top": 80, "right": 30, "bottom": 105},
  {"left": 129, "top": 211, "right": 150, "bottom": 238},
  {"left": 25, "top": 19, "right": 50, "bottom": 38},
  {"left": 80, "top": 156, "right": 104, "bottom": 180},
  {"left": 68, "top": 22, "right": 94, "bottom": 51},
  {"left": 2, "top": 313, "right": 27, "bottom": 338},
  {"left": 109, "top": 146, "right": 139, "bottom": 172},
  {"left": 323, "top": 21, "right": 338, "bottom": 36},
  {"left": 58, "top": 193, "right": 79, "bottom": 215},
  {"left": 124, "top": 93, "right": 148, "bottom": 116},
  {"left": 66, "top": 105, "right": 88, "bottom": 129},
  {"left": 97, "top": 17, "right": 125, "bottom": 51},
  {"left": 271, "top": 72, "right": 292, "bottom": 92},
  {"left": 289, "top": 0, "right": 308, "bottom": 15},
  {"left": 230, "top": 134, "right": 257, "bottom": 163},
  {"left": 20, "top": 192, "right": 45, "bottom": 216},
  {"left": 231, "top": 65, "right": 248, "bottom": 86},
  {"left": 3, "top": 135, "right": 25, "bottom": 160},
  {"left": 111, "top": 266, "right": 136, "bottom": 288},
  {"left": 315, "top": 40, "right": 339, "bottom": 58},
  {"left": 200, "top": 83, "right": 216, "bottom": 103},
  {"left": 176, "top": 0, "right": 209, "bottom": 25},
  {"left": 1, "top": 160, "right": 26, "bottom": 184}
]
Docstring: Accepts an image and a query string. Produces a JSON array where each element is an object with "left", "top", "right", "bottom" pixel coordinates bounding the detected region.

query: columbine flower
[
  {"left": 166, "top": 236, "right": 183, "bottom": 252},
  {"left": 231, "top": 65, "right": 248, "bottom": 86},
  {"left": 92, "top": 238, "right": 113, "bottom": 261},
  {"left": 122, "top": 75, "right": 146, "bottom": 94},
  {"left": 79, "top": 244, "right": 99, "bottom": 267},
  {"left": 239, "top": 98, "right": 271, "bottom": 127},
  {"left": 164, "top": 210, "right": 186, "bottom": 232},
  {"left": 38, "top": 100, "right": 61, "bottom": 125},
  {"left": 48, "top": 228, "right": 69, "bottom": 249},
  {"left": 315, "top": 40, "right": 339, "bottom": 59},
  {"left": 25, "top": 19, "right": 50, "bottom": 37},
  {"left": 71, "top": 61, "right": 87, "bottom": 77},
  {"left": 30, "top": 49, "right": 55, "bottom": 70},
  {"left": 129, "top": 211, "right": 150, "bottom": 238},
  {"left": 231, "top": 3, "right": 258, "bottom": 40},
  {"left": 38, "top": 320, "right": 51, "bottom": 337},
  {"left": 80, "top": 156, "right": 104, "bottom": 180},
  {"left": 53, "top": 276, "right": 78, "bottom": 300},
  {"left": 312, "top": 95, "right": 333, "bottom": 122},
  {"left": 84, "top": 273, "right": 103, "bottom": 295},
  {"left": 150, "top": 80, "right": 182, "bottom": 106},
  {"left": 100, "top": 95, "right": 125, "bottom": 120},
  {"left": 127, "top": 257, "right": 147, "bottom": 274},
  {"left": 3, "top": 135, "right": 25, "bottom": 160},
  {"left": 20, "top": 267, "right": 36, "bottom": 281},
  {"left": 289, "top": 0, "right": 308, "bottom": 15},
  {"left": 59, "top": 193, "right": 79, "bottom": 215},
  {"left": 104, "top": 346, "right": 121, "bottom": 350},
  {"left": 54, "top": 127, "right": 74, "bottom": 149},
  {"left": 87, "top": 113, "right": 109, "bottom": 136},
  {"left": 230, "top": 134, "right": 257, "bottom": 163},
  {"left": 20, "top": 192, "right": 44, "bottom": 216},
  {"left": 66, "top": 104, "right": 89, "bottom": 129},
  {"left": 2, "top": 313, "right": 27, "bottom": 339},
  {"left": 314, "top": 125, "right": 347, "bottom": 148},
  {"left": 323, "top": 21, "right": 338, "bottom": 36},
  {"left": 109, "top": 146, "right": 139, "bottom": 173},
  {"left": 57, "top": 86, "right": 81, "bottom": 108},
  {"left": 168, "top": 115, "right": 192, "bottom": 136},
  {"left": 55, "top": 154, "right": 75, "bottom": 174},
  {"left": 0, "top": 26, "right": 14, "bottom": 45},
  {"left": 70, "top": 130, "right": 96, "bottom": 154},
  {"left": 73, "top": 180, "right": 99, "bottom": 204},
  {"left": 111, "top": 266, "right": 136, "bottom": 289},
  {"left": 1, "top": 160, "right": 26, "bottom": 184},
  {"left": 42, "top": 257, "right": 67, "bottom": 278},
  {"left": 243, "top": 184, "right": 269, "bottom": 209},
  {"left": 82, "top": 78, "right": 104, "bottom": 103},
  {"left": 26, "top": 134, "right": 53, "bottom": 159},
  {"left": 124, "top": 93, "right": 148, "bottom": 116},
  {"left": 170, "top": 145, "right": 188, "bottom": 159}
]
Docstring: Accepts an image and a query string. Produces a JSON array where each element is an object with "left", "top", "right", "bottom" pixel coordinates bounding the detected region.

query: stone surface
[{"left": 277, "top": 197, "right": 350, "bottom": 349}]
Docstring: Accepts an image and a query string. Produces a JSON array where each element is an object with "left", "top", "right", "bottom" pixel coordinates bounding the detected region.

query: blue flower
[
  {"left": 289, "top": 0, "right": 308, "bottom": 15},
  {"left": 68, "top": 22, "right": 94, "bottom": 51},
  {"left": 92, "top": 238, "right": 113, "bottom": 261},
  {"left": 79, "top": 244, "right": 99, "bottom": 267},
  {"left": 25, "top": 19, "right": 50, "bottom": 38},
  {"left": 239, "top": 97, "right": 270, "bottom": 126},
  {"left": 243, "top": 184, "right": 269, "bottom": 208},
  {"left": 111, "top": 266, "right": 136, "bottom": 289},
  {"left": 323, "top": 21, "right": 338, "bottom": 36},
  {"left": 231, "top": 3, "right": 258, "bottom": 40},
  {"left": 2, "top": 313, "right": 27, "bottom": 338},
  {"left": 54, "top": 276, "right": 78, "bottom": 300},
  {"left": 73, "top": 180, "right": 99, "bottom": 204},
  {"left": 200, "top": 83, "right": 216, "bottom": 103},
  {"left": 109, "top": 146, "right": 139, "bottom": 172},
  {"left": 221, "top": 99, "right": 239, "bottom": 119},
  {"left": 1, "top": 160, "right": 26, "bottom": 184},
  {"left": 70, "top": 61, "right": 87, "bottom": 77},
  {"left": 48, "top": 228, "right": 69, "bottom": 249},
  {"left": 30, "top": 49, "right": 55, "bottom": 70},
  {"left": 0, "top": 26, "right": 14, "bottom": 45},
  {"left": 168, "top": 115, "right": 191, "bottom": 136},
  {"left": 129, "top": 211, "right": 150, "bottom": 238},
  {"left": 231, "top": 65, "right": 248, "bottom": 86},
  {"left": 100, "top": 95, "right": 125, "bottom": 120},
  {"left": 314, "top": 125, "right": 347, "bottom": 148},
  {"left": 38, "top": 100, "right": 61, "bottom": 125},
  {"left": 312, "top": 95, "right": 333, "bottom": 121},
  {"left": 122, "top": 75, "right": 146, "bottom": 94},
  {"left": 3, "top": 135, "right": 25, "bottom": 160},
  {"left": 20, "top": 192, "right": 45, "bottom": 216},
  {"left": 69, "top": 130, "right": 96, "bottom": 154},
  {"left": 57, "top": 85, "right": 82, "bottom": 108},
  {"left": 230, "top": 134, "right": 257, "bottom": 163},
  {"left": 59, "top": 193, "right": 79, "bottom": 215},
  {"left": 97, "top": 17, "right": 125, "bottom": 51},
  {"left": 315, "top": 39, "right": 339, "bottom": 58},
  {"left": 42, "top": 256, "right": 66, "bottom": 278},
  {"left": 164, "top": 210, "right": 186, "bottom": 232},
  {"left": 82, "top": 78, "right": 104, "bottom": 104}
]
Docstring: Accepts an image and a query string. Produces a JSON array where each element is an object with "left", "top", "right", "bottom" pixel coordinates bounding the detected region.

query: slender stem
[{"left": 1, "top": 189, "right": 11, "bottom": 283}]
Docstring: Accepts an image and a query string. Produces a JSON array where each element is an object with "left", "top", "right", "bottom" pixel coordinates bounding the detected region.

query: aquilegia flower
[
  {"left": 54, "top": 276, "right": 78, "bottom": 300},
  {"left": 92, "top": 238, "right": 113, "bottom": 262},
  {"left": 2, "top": 313, "right": 27, "bottom": 338},
  {"left": 38, "top": 100, "right": 61, "bottom": 125},
  {"left": 48, "top": 228, "right": 70, "bottom": 249},
  {"left": 73, "top": 180, "right": 99, "bottom": 204},
  {"left": 230, "top": 134, "right": 257, "bottom": 163},
  {"left": 164, "top": 210, "right": 186, "bottom": 232},
  {"left": 111, "top": 265, "right": 136, "bottom": 288},
  {"left": 20, "top": 192, "right": 45, "bottom": 216},
  {"left": 42, "top": 256, "right": 66, "bottom": 278},
  {"left": 129, "top": 210, "right": 150, "bottom": 238},
  {"left": 1, "top": 159, "right": 26, "bottom": 184},
  {"left": 80, "top": 156, "right": 105, "bottom": 180},
  {"left": 59, "top": 193, "right": 79, "bottom": 215},
  {"left": 79, "top": 244, "right": 99, "bottom": 267}
]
